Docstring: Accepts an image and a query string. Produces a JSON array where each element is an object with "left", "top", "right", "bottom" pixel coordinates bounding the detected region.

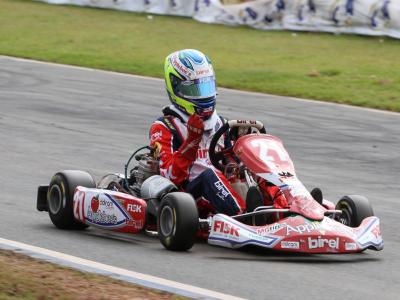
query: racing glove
[{"left": 179, "top": 114, "right": 204, "bottom": 161}]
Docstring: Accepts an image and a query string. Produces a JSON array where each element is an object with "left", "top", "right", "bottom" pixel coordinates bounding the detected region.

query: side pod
[{"left": 37, "top": 185, "right": 49, "bottom": 211}]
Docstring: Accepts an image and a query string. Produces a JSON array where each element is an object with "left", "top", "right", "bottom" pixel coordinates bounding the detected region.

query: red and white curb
[{"left": 0, "top": 237, "right": 245, "bottom": 300}]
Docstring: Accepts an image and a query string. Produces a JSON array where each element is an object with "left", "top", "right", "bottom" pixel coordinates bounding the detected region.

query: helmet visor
[{"left": 173, "top": 76, "right": 216, "bottom": 99}]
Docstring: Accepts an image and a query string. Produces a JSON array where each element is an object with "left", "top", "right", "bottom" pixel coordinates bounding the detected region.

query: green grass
[
  {"left": 0, "top": 250, "right": 185, "bottom": 300},
  {"left": 1, "top": 0, "right": 400, "bottom": 111}
]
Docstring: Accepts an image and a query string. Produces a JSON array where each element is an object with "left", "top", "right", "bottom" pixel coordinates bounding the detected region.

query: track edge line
[{"left": 0, "top": 237, "right": 245, "bottom": 300}]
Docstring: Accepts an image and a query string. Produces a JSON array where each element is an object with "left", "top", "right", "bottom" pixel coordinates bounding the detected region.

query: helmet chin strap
[{"left": 169, "top": 105, "right": 218, "bottom": 131}]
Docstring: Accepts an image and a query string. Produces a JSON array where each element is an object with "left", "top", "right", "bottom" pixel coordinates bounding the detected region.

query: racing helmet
[{"left": 164, "top": 49, "right": 217, "bottom": 119}]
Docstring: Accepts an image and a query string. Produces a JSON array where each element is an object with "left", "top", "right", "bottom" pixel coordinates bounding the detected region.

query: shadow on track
[
  {"left": 32, "top": 224, "right": 157, "bottom": 245},
  {"left": 32, "top": 225, "right": 382, "bottom": 263},
  {"left": 208, "top": 245, "right": 381, "bottom": 264}
]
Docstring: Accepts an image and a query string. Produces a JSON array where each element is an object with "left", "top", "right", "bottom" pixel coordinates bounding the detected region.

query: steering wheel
[{"left": 209, "top": 120, "right": 266, "bottom": 171}]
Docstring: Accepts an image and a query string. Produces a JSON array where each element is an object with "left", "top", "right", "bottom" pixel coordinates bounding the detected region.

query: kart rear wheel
[
  {"left": 336, "top": 195, "right": 374, "bottom": 227},
  {"left": 47, "top": 170, "right": 96, "bottom": 229},
  {"left": 157, "top": 192, "right": 199, "bottom": 251}
]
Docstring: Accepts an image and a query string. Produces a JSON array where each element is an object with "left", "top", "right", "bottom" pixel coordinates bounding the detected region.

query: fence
[{"left": 38, "top": 0, "right": 400, "bottom": 39}]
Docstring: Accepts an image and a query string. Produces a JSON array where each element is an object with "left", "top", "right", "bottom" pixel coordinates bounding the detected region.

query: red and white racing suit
[{"left": 149, "top": 106, "right": 245, "bottom": 216}]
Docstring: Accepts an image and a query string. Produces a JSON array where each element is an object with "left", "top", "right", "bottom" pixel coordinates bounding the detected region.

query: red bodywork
[
  {"left": 234, "top": 134, "right": 326, "bottom": 219},
  {"left": 207, "top": 133, "right": 383, "bottom": 253},
  {"left": 73, "top": 187, "right": 147, "bottom": 234}
]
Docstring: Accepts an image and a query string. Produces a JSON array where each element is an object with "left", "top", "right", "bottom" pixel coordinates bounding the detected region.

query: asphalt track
[{"left": 1, "top": 56, "right": 399, "bottom": 300}]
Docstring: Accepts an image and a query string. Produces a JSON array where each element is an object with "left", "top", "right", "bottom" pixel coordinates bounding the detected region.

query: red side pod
[
  {"left": 114, "top": 194, "right": 147, "bottom": 234},
  {"left": 73, "top": 186, "right": 147, "bottom": 234}
]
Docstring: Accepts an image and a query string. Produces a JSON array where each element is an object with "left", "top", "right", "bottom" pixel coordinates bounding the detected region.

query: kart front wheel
[
  {"left": 157, "top": 192, "right": 199, "bottom": 251},
  {"left": 336, "top": 195, "right": 374, "bottom": 227},
  {"left": 47, "top": 170, "right": 96, "bottom": 229}
]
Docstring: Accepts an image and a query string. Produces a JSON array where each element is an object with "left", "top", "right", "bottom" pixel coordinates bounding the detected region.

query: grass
[
  {"left": 0, "top": 249, "right": 185, "bottom": 300},
  {"left": 0, "top": 0, "right": 399, "bottom": 111}
]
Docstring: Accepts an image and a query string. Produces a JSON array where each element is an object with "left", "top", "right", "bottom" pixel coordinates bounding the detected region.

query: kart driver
[{"left": 149, "top": 49, "right": 246, "bottom": 216}]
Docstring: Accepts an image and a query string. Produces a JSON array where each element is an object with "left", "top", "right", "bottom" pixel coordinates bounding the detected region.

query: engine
[{"left": 130, "top": 153, "right": 159, "bottom": 195}]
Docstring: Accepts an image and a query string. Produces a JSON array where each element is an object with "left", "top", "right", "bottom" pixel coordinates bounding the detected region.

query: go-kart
[{"left": 37, "top": 120, "right": 383, "bottom": 253}]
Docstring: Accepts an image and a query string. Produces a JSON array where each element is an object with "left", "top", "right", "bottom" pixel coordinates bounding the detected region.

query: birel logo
[
  {"left": 127, "top": 203, "right": 142, "bottom": 213},
  {"left": 213, "top": 220, "right": 239, "bottom": 237},
  {"left": 308, "top": 236, "right": 339, "bottom": 250},
  {"left": 214, "top": 181, "right": 229, "bottom": 200}
]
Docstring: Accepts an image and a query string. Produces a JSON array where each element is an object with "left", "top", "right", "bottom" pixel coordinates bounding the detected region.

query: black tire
[
  {"left": 47, "top": 170, "right": 96, "bottom": 229},
  {"left": 157, "top": 192, "right": 199, "bottom": 251},
  {"left": 336, "top": 195, "right": 374, "bottom": 227}
]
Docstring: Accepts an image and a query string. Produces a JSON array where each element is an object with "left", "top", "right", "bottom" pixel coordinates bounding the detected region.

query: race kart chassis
[
  {"left": 37, "top": 119, "right": 384, "bottom": 253},
  {"left": 37, "top": 178, "right": 383, "bottom": 254},
  {"left": 208, "top": 212, "right": 383, "bottom": 253}
]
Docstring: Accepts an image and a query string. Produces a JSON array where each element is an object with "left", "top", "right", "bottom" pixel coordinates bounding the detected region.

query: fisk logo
[
  {"left": 213, "top": 220, "right": 239, "bottom": 237},
  {"left": 308, "top": 236, "right": 339, "bottom": 249},
  {"left": 127, "top": 204, "right": 142, "bottom": 213}
]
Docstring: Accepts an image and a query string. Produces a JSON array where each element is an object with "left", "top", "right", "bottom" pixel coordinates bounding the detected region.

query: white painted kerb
[{"left": 0, "top": 237, "right": 245, "bottom": 300}]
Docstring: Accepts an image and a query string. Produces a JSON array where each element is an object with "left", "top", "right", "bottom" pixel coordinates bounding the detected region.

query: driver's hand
[
  {"left": 187, "top": 114, "right": 204, "bottom": 142},
  {"left": 179, "top": 114, "right": 204, "bottom": 161}
]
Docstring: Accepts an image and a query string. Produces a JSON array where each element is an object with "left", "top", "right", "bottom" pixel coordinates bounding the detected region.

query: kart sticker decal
[
  {"left": 356, "top": 217, "right": 379, "bottom": 239},
  {"left": 81, "top": 190, "right": 132, "bottom": 229},
  {"left": 356, "top": 217, "right": 383, "bottom": 249},
  {"left": 216, "top": 214, "right": 258, "bottom": 233},
  {"left": 208, "top": 236, "right": 281, "bottom": 248},
  {"left": 345, "top": 242, "right": 357, "bottom": 251},
  {"left": 210, "top": 215, "right": 283, "bottom": 248},
  {"left": 104, "top": 193, "right": 131, "bottom": 220},
  {"left": 281, "top": 241, "right": 300, "bottom": 249}
]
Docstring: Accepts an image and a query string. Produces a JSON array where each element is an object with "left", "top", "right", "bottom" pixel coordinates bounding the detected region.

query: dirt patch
[{"left": 0, "top": 249, "right": 188, "bottom": 300}]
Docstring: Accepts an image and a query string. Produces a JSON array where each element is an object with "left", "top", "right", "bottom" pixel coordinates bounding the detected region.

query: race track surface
[{"left": 1, "top": 56, "right": 399, "bottom": 300}]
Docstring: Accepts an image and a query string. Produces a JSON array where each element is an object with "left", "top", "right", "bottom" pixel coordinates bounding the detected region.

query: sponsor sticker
[
  {"left": 125, "top": 219, "right": 144, "bottom": 229},
  {"left": 214, "top": 181, "right": 229, "bottom": 201},
  {"left": 281, "top": 241, "right": 300, "bottom": 249},
  {"left": 213, "top": 220, "right": 239, "bottom": 237},
  {"left": 100, "top": 199, "right": 113, "bottom": 209},
  {"left": 256, "top": 223, "right": 284, "bottom": 235},
  {"left": 196, "top": 68, "right": 210, "bottom": 76},
  {"left": 345, "top": 242, "right": 357, "bottom": 251},
  {"left": 87, "top": 210, "right": 118, "bottom": 225},
  {"left": 127, "top": 203, "right": 142, "bottom": 213},
  {"left": 286, "top": 222, "right": 321, "bottom": 235},
  {"left": 308, "top": 236, "right": 339, "bottom": 250},
  {"left": 150, "top": 130, "right": 162, "bottom": 142}
]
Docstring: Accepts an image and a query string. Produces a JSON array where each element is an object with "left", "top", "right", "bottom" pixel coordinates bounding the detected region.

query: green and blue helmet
[{"left": 164, "top": 49, "right": 217, "bottom": 119}]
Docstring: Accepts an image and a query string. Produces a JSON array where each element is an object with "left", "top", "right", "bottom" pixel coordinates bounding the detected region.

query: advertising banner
[{"left": 36, "top": 0, "right": 400, "bottom": 39}]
